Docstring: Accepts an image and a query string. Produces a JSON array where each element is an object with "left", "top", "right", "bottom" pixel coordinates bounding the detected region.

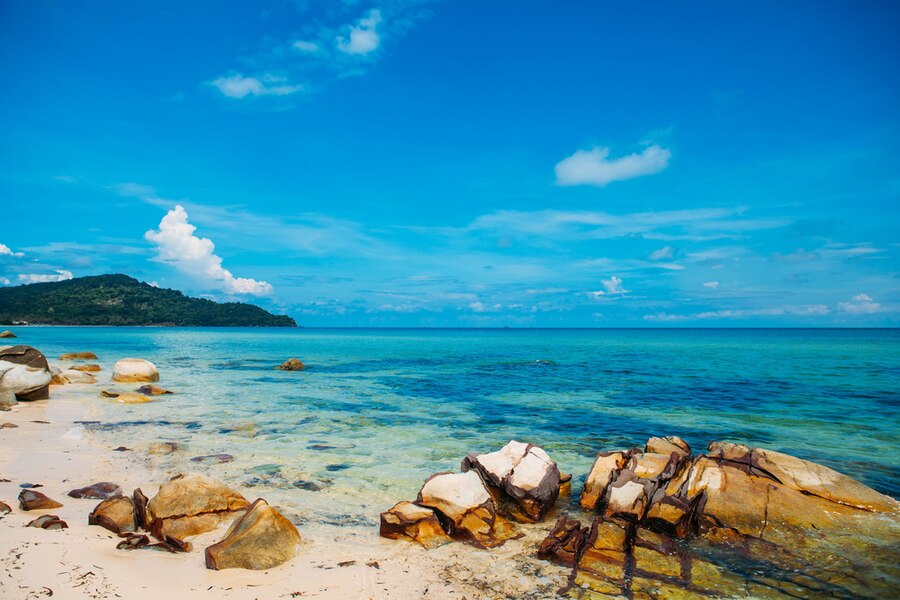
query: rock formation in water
[
  {"left": 276, "top": 358, "right": 305, "bottom": 371},
  {"left": 112, "top": 358, "right": 159, "bottom": 383}
]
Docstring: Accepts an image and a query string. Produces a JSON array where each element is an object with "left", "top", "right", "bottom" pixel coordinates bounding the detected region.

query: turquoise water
[{"left": 9, "top": 327, "right": 900, "bottom": 524}]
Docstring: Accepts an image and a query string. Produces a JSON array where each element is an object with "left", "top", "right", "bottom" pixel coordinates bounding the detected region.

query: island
[{"left": 0, "top": 274, "right": 297, "bottom": 327}]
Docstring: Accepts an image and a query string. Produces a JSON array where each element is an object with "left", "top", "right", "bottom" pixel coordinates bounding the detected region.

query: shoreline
[{"left": 0, "top": 386, "right": 570, "bottom": 599}]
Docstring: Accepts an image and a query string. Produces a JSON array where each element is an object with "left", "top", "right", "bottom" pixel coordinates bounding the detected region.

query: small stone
[
  {"left": 276, "top": 358, "right": 305, "bottom": 371},
  {"left": 537, "top": 515, "right": 590, "bottom": 567},
  {"left": 18, "top": 489, "right": 63, "bottom": 511},
  {"left": 148, "top": 441, "right": 179, "bottom": 455},
  {"left": 1, "top": 422, "right": 18, "bottom": 429},
  {"left": 60, "top": 369, "right": 97, "bottom": 384},
  {"left": 190, "top": 454, "right": 235, "bottom": 464},
  {"left": 68, "top": 482, "right": 122, "bottom": 500},
  {"left": 26, "top": 514, "right": 68, "bottom": 530},
  {"left": 133, "top": 488, "right": 151, "bottom": 529},
  {"left": 136, "top": 384, "right": 174, "bottom": 395},
  {"left": 100, "top": 390, "right": 120, "bottom": 398}
]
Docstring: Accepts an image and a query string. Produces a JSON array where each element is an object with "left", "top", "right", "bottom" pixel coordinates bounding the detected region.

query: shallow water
[{"left": 11, "top": 327, "right": 900, "bottom": 524}]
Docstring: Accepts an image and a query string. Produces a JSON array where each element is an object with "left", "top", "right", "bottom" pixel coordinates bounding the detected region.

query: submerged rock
[
  {"left": 60, "top": 369, "right": 97, "bottom": 384},
  {"left": 68, "top": 482, "right": 122, "bottom": 499},
  {"left": 88, "top": 495, "right": 136, "bottom": 534},
  {"left": 276, "top": 358, "right": 305, "bottom": 371},
  {"left": 112, "top": 358, "right": 159, "bottom": 383},
  {"left": 190, "top": 454, "right": 235, "bottom": 464},
  {"left": 60, "top": 352, "right": 98, "bottom": 361},
  {"left": 18, "top": 489, "right": 63, "bottom": 511},
  {"left": 0, "top": 345, "right": 52, "bottom": 401},
  {"left": 26, "top": 514, "right": 68, "bottom": 530},
  {"left": 69, "top": 363, "right": 101, "bottom": 372},
  {"left": 461, "top": 440, "right": 561, "bottom": 522},
  {"left": 379, "top": 501, "right": 452, "bottom": 549},
  {"left": 148, "top": 473, "right": 249, "bottom": 539},
  {"left": 136, "top": 384, "right": 173, "bottom": 395},
  {"left": 148, "top": 441, "right": 179, "bottom": 455},
  {"left": 205, "top": 498, "right": 302, "bottom": 570},
  {"left": 114, "top": 392, "right": 153, "bottom": 404}
]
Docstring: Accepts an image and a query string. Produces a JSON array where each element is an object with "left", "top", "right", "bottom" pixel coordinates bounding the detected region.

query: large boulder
[
  {"left": 88, "top": 495, "right": 137, "bottom": 534},
  {"left": 461, "top": 440, "right": 561, "bottom": 522},
  {"left": 112, "top": 358, "right": 159, "bottom": 383},
  {"left": 416, "top": 471, "right": 515, "bottom": 547},
  {"left": 379, "top": 501, "right": 452, "bottom": 549},
  {"left": 204, "top": 498, "right": 301, "bottom": 570},
  {"left": 0, "top": 345, "right": 52, "bottom": 401},
  {"left": 147, "top": 473, "right": 249, "bottom": 539}
]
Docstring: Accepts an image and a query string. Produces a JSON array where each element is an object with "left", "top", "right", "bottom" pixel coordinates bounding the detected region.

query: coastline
[{"left": 0, "top": 385, "right": 570, "bottom": 599}]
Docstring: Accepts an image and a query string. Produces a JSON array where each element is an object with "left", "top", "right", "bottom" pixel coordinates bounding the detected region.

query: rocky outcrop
[
  {"left": 147, "top": 474, "right": 249, "bottom": 539},
  {"left": 461, "top": 440, "right": 560, "bottom": 522},
  {"left": 0, "top": 345, "right": 52, "bottom": 401},
  {"left": 112, "top": 358, "right": 159, "bottom": 383},
  {"left": 68, "top": 482, "right": 122, "bottom": 499},
  {"left": 204, "top": 498, "right": 301, "bottom": 570},
  {"left": 379, "top": 501, "right": 452, "bottom": 549},
  {"left": 19, "top": 489, "right": 63, "bottom": 510},
  {"left": 0, "top": 330, "right": 16, "bottom": 338},
  {"left": 276, "top": 358, "right": 305, "bottom": 371},
  {"left": 88, "top": 495, "right": 136, "bottom": 534},
  {"left": 60, "top": 352, "right": 98, "bottom": 361}
]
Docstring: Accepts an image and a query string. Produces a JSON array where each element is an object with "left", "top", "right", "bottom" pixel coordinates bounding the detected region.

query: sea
[{"left": 12, "top": 327, "right": 900, "bottom": 527}]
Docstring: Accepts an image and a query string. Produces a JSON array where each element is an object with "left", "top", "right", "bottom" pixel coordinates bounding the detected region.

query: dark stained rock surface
[
  {"left": 205, "top": 498, "right": 301, "bottom": 570},
  {"left": 68, "top": 482, "right": 122, "bottom": 499},
  {"left": 26, "top": 514, "right": 68, "bottom": 530},
  {"left": 537, "top": 515, "right": 589, "bottom": 567},
  {"left": 133, "top": 488, "right": 150, "bottom": 529},
  {"left": 18, "top": 489, "right": 63, "bottom": 511},
  {"left": 379, "top": 501, "right": 452, "bottom": 549},
  {"left": 88, "top": 495, "right": 136, "bottom": 534}
]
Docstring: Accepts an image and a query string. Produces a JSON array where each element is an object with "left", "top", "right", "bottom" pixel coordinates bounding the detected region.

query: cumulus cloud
[
  {"left": 649, "top": 246, "right": 673, "bottom": 261},
  {"left": 590, "top": 276, "right": 628, "bottom": 298},
  {"left": 0, "top": 243, "right": 24, "bottom": 258},
  {"left": 555, "top": 144, "right": 671, "bottom": 187},
  {"left": 209, "top": 73, "right": 302, "bottom": 99},
  {"left": 292, "top": 40, "right": 320, "bottom": 53},
  {"left": 336, "top": 9, "right": 383, "bottom": 55},
  {"left": 837, "top": 293, "right": 881, "bottom": 314},
  {"left": 703, "top": 281, "right": 720, "bottom": 289},
  {"left": 18, "top": 270, "right": 73, "bottom": 284},
  {"left": 468, "top": 301, "right": 503, "bottom": 313},
  {"left": 145, "top": 205, "right": 273, "bottom": 296}
]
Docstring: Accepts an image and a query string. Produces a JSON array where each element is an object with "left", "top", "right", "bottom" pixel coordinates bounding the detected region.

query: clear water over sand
[{"left": 15, "top": 327, "right": 900, "bottom": 527}]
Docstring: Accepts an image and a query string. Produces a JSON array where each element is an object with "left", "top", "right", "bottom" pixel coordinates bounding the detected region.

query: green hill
[{"left": 0, "top": 274, "right": 297, "bottom": 327}]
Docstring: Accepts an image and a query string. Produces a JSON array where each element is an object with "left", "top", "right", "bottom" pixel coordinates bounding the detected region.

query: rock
[
  {"left": 190, "top": 454, "right": 235, "bottom": 464},
  {"left": 18, "top": 489, "right": 63, "bottom": 510},
  {"left": 627, "top": 451, "right": 682, "bottom": 481},
  {"left": 0, "top": 500, "right": 11, "bottom": 514},
  {"left": 604, "top": 470, "right": 651, "bottom": 522},
  {"left": 579, "top": 451, "right": 627, "bottom": 510},
  {"left": 559, "top": 471, "right": 573, "bottom": 498},
  {"left": 49, "top": 365, "right": 67, "bottom": 386},
  {"left": 461, "top": 440, "right": 561, "bottom": 521},
  {"left": 69, "top": 363, "right": 101, "bottom": 372},
  {"left": 99, "top": 390, "right": 120, "bottom": 398},
  {"left": 0, "top": 330, "right": 16, "bottom": 338},
  {"left": 0, "top": 345, "right": 52, "bottom": 401},
  {"left": 379, "top": 501, "right": 452, "bottom": 549},
  {"left": 88, "top": 495, "right": 137, "bottom": 534},
  {"left": 60, "top": 352, "right": 98, "bottom": 361},
  {"left": 537, "top": 515, "right": 590, "bottom": 567},
  {"left": 416, "top": 471, "right": 516, "bottom": 547},
  {"left": 114, "top": 392, "right": 153, "bottom": 404},
  {"left": 205, "top": 498, "right": 302, "bottom": 570},
  {"left": 276, "top": 358, "right": 305, "bottom": 371},
  {"left": 148, "top": 473, "right": 249, "bottom": 539},
  {"left": 645, "top": 436, "right": 691, "bottom": 458},
  {"left": 148, "top": 441, "right": 178, "bottom": 455},
  {"left": 1, "top": 422, "right": 18, "bottom": 428},
  {"left": 572, "top": 518, "right": 631, "bottom": 595},
  {"left": 705, "top": 440, "right": 751, "bottom": 462},
  {"left": 133, "top": 488, "right": 151, "bottom": 529},
  {"left": 136, "top": 384, "right": 173, "bottom": 395},
  {"left": 112, "top": 358, "right": 159, "bottom": 383},
  {"left": 26, "top": 514, "right": 68, "bottom": 530},
  {"left": 68, "top": 482, "right": 122, "bottom": 499},
  {"left": 60, "top": 369, "right": 97, "bottom": 384}
]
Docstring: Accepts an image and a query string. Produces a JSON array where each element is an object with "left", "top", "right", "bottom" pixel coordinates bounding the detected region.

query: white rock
[
  {"left": 112, "top": 358, "right": 159, "bottom": 383},
  {"left": 0, "top": 361, "right": 52, "bottom": 396},
  {"left": 61, "top": 369, "right": 97, "bottom": 384}
]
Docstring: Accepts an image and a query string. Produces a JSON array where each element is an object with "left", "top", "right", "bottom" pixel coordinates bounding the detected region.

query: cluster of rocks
[
  {"left": 2, "top": 473, "right": 302, "bottom": 571},
  {"left": 537, "top": 436, "right": 900, "bottom": 598},
  {"left": 380, "top": 440, "right": 570, "bottom": 549}
]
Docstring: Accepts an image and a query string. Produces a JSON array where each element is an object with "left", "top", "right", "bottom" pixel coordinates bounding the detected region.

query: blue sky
[{"left": 1, "top": 1, "right": 898, "bottom": 326}]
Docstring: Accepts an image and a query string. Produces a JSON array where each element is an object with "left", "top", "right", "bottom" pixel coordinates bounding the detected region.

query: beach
[{"left": 2, "top": 327, "right": 899, "bottom": 599}]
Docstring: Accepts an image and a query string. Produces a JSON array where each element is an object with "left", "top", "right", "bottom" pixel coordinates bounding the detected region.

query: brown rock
[
  {"left": 536, "top": 515, "right": 589, "bottom": 567},
  {"left": 604, "top": 470, "right": 651, "bottom": 522},
  {"left": 379, "top": 501, "right": 451, "bottom": 549},
  {"left": 705, "top": 440, "right": 751, "bottom": 463},
  {"left": 88, "top": 495, "right": 136, "bottom": 534},
  {"left": 627, "top": 451, "right": 682, "bottom": 481},
  {"left": 0, "top": 500, "right": 11, "bottom": 514},
  {"left": 1, "top": 422, "right": 18, "bottom": 428},
  {"left": 59, "top": 352, "right": 98, "bottom": 361},
  {"left": 26, "top": 514, "right": 68, "bottom": 530},
  {"left": 151, "top": 511, "right": 234, "bottom": 539},
  {"left": 136, "top": 384, "right": 174, "bottom": 395},
  {"left": 69, "top": 363, "right": 101, "bottom": 372},
  {"left": 68, "top": 482, "right": 122, "bottom": 499},
  {"left": 18, "top": 489, "right": 63, "bottom": 511},
  {"left": 572, "top": 518, "right": 631, "bottom": 595},
  {"left": 0, "top": 330, "right": 16, "bottom": 338},
  {"left": 579, "top": 451, "right": 627, "bottom": 511},
  {"left": 133, "top": 488, "right": 150, "bottom": 529},
  {"left": 645, "top": 435, "right": 691, "bottom": 457},
  {"left": 148, "top": 473, "right": 249, "bottom": 540},
  {"left": 99, "top": 390, "right": 120, "bottom": 398},
  {"left": 276, "top": 358, "right": 305, "bottom": 371},
  {"left": 114, "top": 392, "right": 153, "bottom": 404},
  {"left": 205, "top": 498, "right": 302, "bottom": 570}
]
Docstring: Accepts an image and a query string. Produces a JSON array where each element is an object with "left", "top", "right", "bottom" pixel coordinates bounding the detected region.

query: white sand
[{"left": 0, "top": 389, "right": 569, "bottom": 599}]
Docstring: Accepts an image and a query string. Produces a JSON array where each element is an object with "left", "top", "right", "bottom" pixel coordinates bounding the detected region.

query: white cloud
[
  {"left": 18, "top": 270, "right": 73, "bottom": 284},
  {"left": 336, "top": 9, "right": 382, "bottom": 55},
  {"left": 145, "top": 205, "right": 273, "bottom": 296},
  {"left": 0, "top": 243, "right": 24, "bottom": 258},
  {"left": 649, "top": 246, "right": 673, "bottom": 261},
  {"left": 645, "top": 305, "right": 830, "bottom": 322},
  {"left": 0, "top": 277, "right": 10, "bottom": 285},
  {"left": 209, "top": 73, "right": 302, "bottom": 99},
  {"left": 590, "top": 276, "right": 628, "bottom": 298},
  {"left": 292, "top": 40, "right": 320, "bottom": 53},
  {"left": 468, "top": 301, "right": 503, "bottom": 313},
  {"left": 837, "top": 293, "right": 882, "bottom": 314},
  {"left": 555, "top": 144, "right": 671, "bottom": 187},
  {"left": 703, "top": 281, "right": 720, "bottom": 289}
]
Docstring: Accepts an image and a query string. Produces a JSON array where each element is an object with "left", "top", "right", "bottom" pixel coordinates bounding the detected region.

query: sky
[{"left": 1, "top": 0, "right": 899, "bottom": 326}]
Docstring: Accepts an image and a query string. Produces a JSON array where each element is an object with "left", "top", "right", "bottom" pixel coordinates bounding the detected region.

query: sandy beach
[{"left": 0, "top": 384, "right": 570, "bottom": 600}]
